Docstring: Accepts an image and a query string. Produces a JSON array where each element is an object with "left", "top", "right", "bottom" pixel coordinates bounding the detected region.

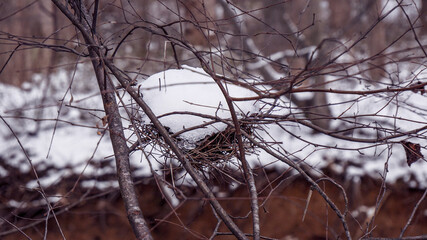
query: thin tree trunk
[{"left": 51, "top": 1, "right": 153, "bottom": 239}]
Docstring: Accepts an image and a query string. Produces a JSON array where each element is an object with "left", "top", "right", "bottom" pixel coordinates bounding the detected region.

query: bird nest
[
  {"left": 184, "top": 124, "right": 254, "bottom": 165},
  {"left": 138, "top": 122, "right": 255, "bottom": 169}
]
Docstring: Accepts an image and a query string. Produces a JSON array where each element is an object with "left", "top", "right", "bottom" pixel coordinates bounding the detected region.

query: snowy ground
[{"left": 0, "top": 62, "right": 426, "bottom": 200}]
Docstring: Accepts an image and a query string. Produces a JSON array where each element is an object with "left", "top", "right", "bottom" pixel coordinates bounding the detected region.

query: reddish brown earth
[{"left": 2, "top": 169, "right": 426, "bottom": 240}]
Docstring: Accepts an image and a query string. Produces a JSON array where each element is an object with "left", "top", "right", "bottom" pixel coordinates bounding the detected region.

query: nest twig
[{"left": 136, "top": 122, "right": 255, "bottom": 170}]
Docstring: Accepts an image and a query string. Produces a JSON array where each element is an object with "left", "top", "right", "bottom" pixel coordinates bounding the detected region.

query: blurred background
[{"left": 1, "top": 1, "right": 426, "bottom": 239}]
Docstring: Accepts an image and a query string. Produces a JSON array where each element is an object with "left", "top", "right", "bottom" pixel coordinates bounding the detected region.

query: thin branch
[
  {"left": 399, "top": 189, "right": 427, "bottom": 238},
  {"left": 200, "top": 61, "right": 261, "bottom": 240},
  {"left": 0, "top": 115, "right": 67, "bottom": 239},
  {"left": 241, "top": 130, "right": 352, "bottom": 239}
]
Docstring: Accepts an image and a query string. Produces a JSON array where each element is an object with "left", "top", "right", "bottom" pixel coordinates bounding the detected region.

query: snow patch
[{"left": 139, "top": 65, "right": 258, "bottom": 143}]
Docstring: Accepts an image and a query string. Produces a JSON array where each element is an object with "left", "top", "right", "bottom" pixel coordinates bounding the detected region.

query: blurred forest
[
  {"left": 2, "top": 0, "right": 426, "bottom": 86},
  {"left": 1, "top": 0, "right": 427, "bottom": 239}
]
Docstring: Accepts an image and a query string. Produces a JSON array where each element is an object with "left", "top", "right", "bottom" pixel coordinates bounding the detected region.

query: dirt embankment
[{"left": 2, "top": 168, "right": 426, "bottom": 240}]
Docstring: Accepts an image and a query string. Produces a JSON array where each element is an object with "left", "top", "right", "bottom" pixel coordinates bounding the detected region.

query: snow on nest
[{"left": 139, "top": 65, "right": 259, "bottom": 144}]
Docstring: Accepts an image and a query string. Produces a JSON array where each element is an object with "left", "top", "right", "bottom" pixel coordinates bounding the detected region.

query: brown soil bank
[{"left": 1, "top": 170, "right": 426, "bottom": 240}]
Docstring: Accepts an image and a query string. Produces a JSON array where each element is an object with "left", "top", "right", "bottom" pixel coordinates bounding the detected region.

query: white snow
[
  {"left": 0, "top": 60, "right": 426, "bottom": 193},
  {"left": 0, "top": 64, "right": 114, "bottom": 188},
  {"left": 139, "top": 65, "right": 258, "bottom": 143}
]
